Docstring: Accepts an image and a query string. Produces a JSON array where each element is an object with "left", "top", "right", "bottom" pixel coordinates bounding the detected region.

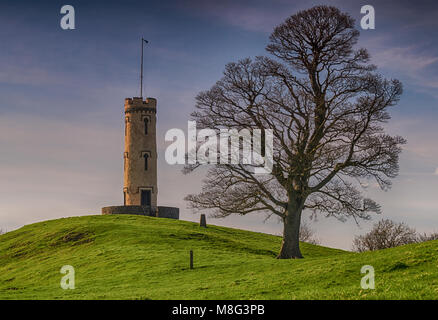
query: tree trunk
[{"left": 277, "top": 203, "right": 303, "bottom": 259}]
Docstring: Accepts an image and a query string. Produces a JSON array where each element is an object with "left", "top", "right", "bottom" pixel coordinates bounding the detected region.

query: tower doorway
[{"left": 141, "top": 190, "right": 151, "bottom": 206}]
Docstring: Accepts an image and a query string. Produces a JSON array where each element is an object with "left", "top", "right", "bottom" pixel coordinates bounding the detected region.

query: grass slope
[{"left": 0, "top": 215, "right": 437, "bottom": 299}]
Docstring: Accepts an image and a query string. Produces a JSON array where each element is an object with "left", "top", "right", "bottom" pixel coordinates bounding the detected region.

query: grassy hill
[{"left": 0, "top": 214, "right": 437, "bottom": 299}]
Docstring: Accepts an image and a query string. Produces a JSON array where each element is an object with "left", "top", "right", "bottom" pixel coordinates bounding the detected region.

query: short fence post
[{"left": 190, "top": 250, "right": 194, "bottom": 269}]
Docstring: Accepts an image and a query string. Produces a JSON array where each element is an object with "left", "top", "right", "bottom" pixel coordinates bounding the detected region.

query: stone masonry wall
[{"left": 101, "top": 205, "right": 179, "bottom": 220}]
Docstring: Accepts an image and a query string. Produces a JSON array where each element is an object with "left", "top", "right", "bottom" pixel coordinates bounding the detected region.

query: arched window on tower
[
  {"left": 144, "top": 117, "right": 149, "bottom": 135},
  {"left": 143, "top": 153, "right": 149, "bottom": 171}
]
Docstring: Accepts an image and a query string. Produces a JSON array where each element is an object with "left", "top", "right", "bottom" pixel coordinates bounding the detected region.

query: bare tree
[
  {"left": 352, "top": 219, "right": 417, "bottom": 252},
  {"left": 299, "top": 221, "right": 320, "bottom": 245},
  {"left": 416, "top": 232, "right": 438, "bottom": 242},
  {"left": 353, "top": 219, "right": 438, "bottom": 252},
  {"left": 185, "top": 6, "right": 405, "bottom": 258}
]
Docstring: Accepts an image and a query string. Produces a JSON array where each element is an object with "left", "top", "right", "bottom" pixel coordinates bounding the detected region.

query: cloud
[
  {"left": 180, "top": 0, "right": 308, "bottom": 33},
  {"left": 361, "top": 36, "right": 438, "bottom": 98},
  {"left": 371, "top": 46, "right": 438, "bottom": 74},
  {"left": 0, "top": 65, "right": 58, "bottom": 86}
]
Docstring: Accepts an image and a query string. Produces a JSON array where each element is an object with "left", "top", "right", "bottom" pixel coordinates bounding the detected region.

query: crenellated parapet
[{"left": 124, "top": 97, "right": 157, "bottom": 114}]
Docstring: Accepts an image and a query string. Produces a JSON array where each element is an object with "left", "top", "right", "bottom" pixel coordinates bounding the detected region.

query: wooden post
[
  {"left": 190, "top": 250, "right": 194, "bottom": 269},
  {"left": 200, "top": 214, "right": 207, "bottom": 228}
]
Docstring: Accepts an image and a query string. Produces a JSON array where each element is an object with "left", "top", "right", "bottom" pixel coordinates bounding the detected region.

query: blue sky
[{"left": 1, "top": 0, "right": 438, "bottom": 249}]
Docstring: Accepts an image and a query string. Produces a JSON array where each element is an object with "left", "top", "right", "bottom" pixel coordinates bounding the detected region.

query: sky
[{"left": 0, "top": 0, "right": 438, "bottom": 250}]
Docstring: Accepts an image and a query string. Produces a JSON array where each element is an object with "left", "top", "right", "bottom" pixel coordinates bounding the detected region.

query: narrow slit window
[
  {"left": 143, "top": 153, "right": 149, "bottom": 171},
  {"left": 144, "top": 117, "right": 149, "bottom": 135}
]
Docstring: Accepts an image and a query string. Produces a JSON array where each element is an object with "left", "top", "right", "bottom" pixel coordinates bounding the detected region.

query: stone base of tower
[{"left": 101, "top": 205, "right": 179, "bottom": 220}]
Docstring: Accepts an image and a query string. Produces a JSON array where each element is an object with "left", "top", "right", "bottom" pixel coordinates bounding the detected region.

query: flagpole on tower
[{"left": 140, "top": 37, "right": 149, "bottom": 98}]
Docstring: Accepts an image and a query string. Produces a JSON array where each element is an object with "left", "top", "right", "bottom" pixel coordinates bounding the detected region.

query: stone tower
[
  {"left": 123, "top": 97, "right": 157, "bottom": 208},
  {"left": 101, "top": 96, "right": 179, "bottom": 219}
]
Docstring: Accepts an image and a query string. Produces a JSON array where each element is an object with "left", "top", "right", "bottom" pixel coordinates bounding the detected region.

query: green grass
[{"left": 0, "top": 214, "right": 437, "bottom": 299}]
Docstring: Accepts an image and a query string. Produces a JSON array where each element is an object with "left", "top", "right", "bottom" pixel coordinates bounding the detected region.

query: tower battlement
[
  {"left": 125, "top": 97, "right": 157, "bottom": 114},
  {"left": 125, "top": 97, "right": 157, "bottom": 106}
]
